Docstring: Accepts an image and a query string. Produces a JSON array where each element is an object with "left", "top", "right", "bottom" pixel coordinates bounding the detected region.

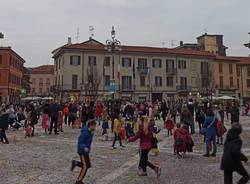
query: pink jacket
[{"left": 129, "top": 128, "right": 153, "bottom": 150}]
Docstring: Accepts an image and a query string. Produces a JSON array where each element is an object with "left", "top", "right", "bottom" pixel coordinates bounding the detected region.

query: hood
[
  {"left": 81, "top": 126, "right": 90, "bottom": 134},
  {"left": 226, "top": 129, "right": 240, "bottom": 142}
]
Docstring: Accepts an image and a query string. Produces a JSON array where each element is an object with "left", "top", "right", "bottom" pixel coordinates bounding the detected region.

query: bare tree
[{"left": 85, "top": 65, "right": 101, "bottom": 101}]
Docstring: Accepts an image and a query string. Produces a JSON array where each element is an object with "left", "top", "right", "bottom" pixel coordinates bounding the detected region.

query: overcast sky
[{"left": 1, "top": 0, "right": 250, "bottom": 67}]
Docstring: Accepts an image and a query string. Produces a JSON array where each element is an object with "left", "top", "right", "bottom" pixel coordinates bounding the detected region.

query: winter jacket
[
  {"left": 129, "top": 127, "right": 153, "bottom": 150},
  {"left": 203, "top": 115, "right": 217, "bottom": 136},
  {"left": 0, "top": 113, "right": 10, "bottom": 130},
  {"left": 77, "top": 126, "right": 94, "bottom": 155},
  {"left": 49, "top": 103, "right": 59, "bottom": 118},
  {"left": 173, "top": 128, "right": 191, "bottom": 152},
  {"left": 221, "top": 129, "right": 248, "bottom": 172},
  {"left": 231, "top": 107, "right": 240, "bottom": 123}
]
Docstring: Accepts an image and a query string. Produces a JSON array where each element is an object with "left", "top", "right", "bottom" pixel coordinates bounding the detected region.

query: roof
[
  {"left": 231, "top": 56, "right": 250, "bottom": 65},
  {"left": 29, "top": 65, "right": 54, "bottom": 74},
  {"left": 197, "top": 33, "right": 224, "bottom": 39},
  {"left": 52, "top": 39, "right": 215, "bottom": 59},
  {"left": 215, "top": 56, "right": 240, "bottom": 62},
  {"left": 0, "top": 46, "right": 26, "bottom": 63}
]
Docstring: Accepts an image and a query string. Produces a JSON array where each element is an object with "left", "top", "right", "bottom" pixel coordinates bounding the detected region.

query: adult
[
  {"left": 128, "top": 117, "right": 161, "bottom": 178},
  {"left": 0, "top": 109, "right": 9, "bottom": 144},
  {"left": 203, "top": 109, "right": 217, "bottom": 157},
  {"left": 49, "top": 101, "right": 60, "bottom": 135},
  {"left": 112, "top": 115, "right": 124, "bottom": 149},
  {"left": 180, "top": 106, "right": 193, "bottom": 133},
  {"left": 160, "top": 100, "right": 168, "bottom": 123},
  {"left": 221, "top": 123, "right": 249, "bottom": 184},
  {"left": 230, "top": 102, "right": 240, "bottom": 123},
  {"left": 187, "top": 99, "right": 195, "bottom": 134}
]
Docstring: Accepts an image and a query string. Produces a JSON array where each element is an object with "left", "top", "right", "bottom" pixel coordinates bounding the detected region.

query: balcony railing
[
  {"left": 166, "top": 68, "right": 177, "bottom": 75},
  {"left": 176, "top": 85, "right": 192, "bottom": 92},
  {"left": 137, "top": 67, "right": 149, "bottom": 75}
]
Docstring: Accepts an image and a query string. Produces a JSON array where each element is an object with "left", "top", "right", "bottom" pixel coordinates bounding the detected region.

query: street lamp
[{"left": 105, "top": 26, "right": 122, "bottom": 100}]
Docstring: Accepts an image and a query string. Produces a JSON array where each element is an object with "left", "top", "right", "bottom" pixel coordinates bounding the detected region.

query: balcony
[
  {"left": 166, "top": 68, "right": 177, "bottom": 75},
  {"left": 137, "top": 67, "right": 149, "bottom": 75},
  {"left": 176, "top": 85, "right": 192, "bottom": 92}
]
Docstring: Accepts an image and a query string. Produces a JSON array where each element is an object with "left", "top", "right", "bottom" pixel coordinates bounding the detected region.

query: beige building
[
  {"left": 52, "top": 38, "right": 215, "bottom": 102},
  {"left": 29, "top": 65, "right": 54, "bottom": 96}
]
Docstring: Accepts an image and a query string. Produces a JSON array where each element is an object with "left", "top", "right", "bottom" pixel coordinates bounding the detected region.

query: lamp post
[{"left": 105, "top": 26, "right": 122, "bottom": 100}]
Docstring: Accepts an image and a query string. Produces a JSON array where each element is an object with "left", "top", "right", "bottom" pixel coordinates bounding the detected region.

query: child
[
  {"left": 221, "top": 123, "right": 249, "bottom": 184},
  {"left": 173, "top": 123, "right": 190, "bottom": 157},
  {"left": 101, "top": 113, "right": 109, "bottom": 141},
  {"left": 150, "top": 119, "right": 161, "bottom": 156},
  {"left": 57, "top": 110, "right": 64, "bottom": 132},
  {"left": 165, "top": 113, "right": 175, "bottom": 136},
  {"left": 125, "top": 117, "right": 135, "bottom": 139},
  {"left": 71, "top": 120, "right": 97, "bottom": 184}
]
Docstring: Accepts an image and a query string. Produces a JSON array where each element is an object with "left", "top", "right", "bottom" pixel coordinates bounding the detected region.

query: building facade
[
  {"left": 29, "top": 65, "right": 54, "bottom": 97},
  {"left": 0, "top": 47, "right": 25, "bottom": 104},
  {"left": 52, "top": 39, "right": 215, "bottom": 102}
]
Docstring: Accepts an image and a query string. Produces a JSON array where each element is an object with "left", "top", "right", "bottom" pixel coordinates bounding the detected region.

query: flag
[
  {"left": 117, "top": 58, "right": 120, "bottom": 79},
  {"left": 132, "top": 61, "right": 135, "bottom": 79}
]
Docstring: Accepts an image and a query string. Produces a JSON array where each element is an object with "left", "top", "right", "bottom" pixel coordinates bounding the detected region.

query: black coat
[
  {"left": 221, "top": 129, "right": 248, "bottom": 172},
  {"left": 230, "top": 107, "right": 239, "bottom": 123},
  {"left": 0, "top": 113, "right": 10, "bottom": 130}
]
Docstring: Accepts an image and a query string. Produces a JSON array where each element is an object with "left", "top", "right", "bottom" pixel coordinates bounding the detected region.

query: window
[
  {"left": 219, "top": 76, "right": 224, "bottom": 88},
  {"left": 39, "top": 78, "right": 43, "bottom": 87},
  {"left": 152, "top": 59, "right": 162, "bottom": 68},
  {"left": 166, "top": 77, "right": 174, "bottom": 87},
  {"left": 122, "top": 76, "right": 132, "bottom": 90},
  {"left": 104, "top": 57, "right": 110, "bottom": 66},
  {"left": 32, "top": 78, "right": 36, "bottom": 85},
  {"left": 140, "top": 76, "right": 146, "bottom": 87},
  {"left": 219, "top": 64, "right": 223, "bottom": 73},
  {"left": 39, "top": 88, "right": 43, "bottom": 94},
  {"left": 230, "top": 77, "right": 234, "bottom": 87},
  {"left": 70, "top": 56, "right": 81, "bottom": 66},
  {"left": 72, "top": 75, "right": 78, "bottom": 89},
  {"left": 61, "top": 75, "right": 64, "bottom": 85},
  {"left": 58, "top": 59, "right": 61, "bottom": 69},
  {"left": 0, "top": 55, "right": 2, "bottom": 64},
  {"left": 191, "top": 61, "right": 196, "bottom": 70},
  {"left": 88, "top": 56, "right": 96, "bottom": 66},
  {"left": 166, "top": 60, "right": 175, "bottom": 73},
  {"left": 229, "top": 64, "right": 233, "bottom": 74},
  {"left": 46, "top": 78, "right": 50, "bottom": 86},
  {"left": 104, "top": 75, "right": 110, "bottom": 86},
  {"left": 247, "top": 79, "right": 250, "bottom": 88},
  {"left": 201, "top": 77, "right": 208, "bottom": 87},
  {"left": 122, "top": 57, "right": 132, "bottom": 68},
  {"left": 155, "top": 76, "right": 162, "bottom": 87},
  {"left": 236, "top": 67, "right": 241, "bottom": 76},
  {"left": 178, "top": 60, "right": 186, "bottom": 69},
  {"left": 201, "top": 62, "right": 209, "bottom": 74},
  {"left": 180, "top": 77, "right": 187, "bottom": 89},
  {"left": 248, "top": 67, "right": 250, "bottom": 77},
  {"left": 138, "top": 58, "right": 147, "bottom": 68},
  {"left": 237, "top": 78, "right": 240, "bottom": 88}
]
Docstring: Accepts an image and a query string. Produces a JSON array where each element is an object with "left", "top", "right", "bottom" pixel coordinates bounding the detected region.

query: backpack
[{"left": 175, "top": 136, "right": 184, "bottom": 146}]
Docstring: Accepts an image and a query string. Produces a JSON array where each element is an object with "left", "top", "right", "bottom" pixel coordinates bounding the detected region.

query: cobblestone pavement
[{"left": 1, "top": 116, "right": 250, "bottom": 184}]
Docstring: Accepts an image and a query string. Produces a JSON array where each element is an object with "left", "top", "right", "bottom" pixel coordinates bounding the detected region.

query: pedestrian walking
[
  {"left": 221, "top": 123, "right": 249, "bottom": 184},
  {"left": 49, "top": 101, "right": 59, "bottom": 135},
  {"left": 112, "top": 115, "right": 124, "bottom": 149}
]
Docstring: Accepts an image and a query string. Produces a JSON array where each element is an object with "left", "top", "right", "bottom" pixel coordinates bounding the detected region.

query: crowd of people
[{"left": 0, "top": 98, "right": 249, "bottom": 184}]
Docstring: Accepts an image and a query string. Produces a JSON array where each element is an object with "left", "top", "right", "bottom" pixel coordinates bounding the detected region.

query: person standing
[
  {"left": 203, "top": 109, "right": 217, "bottom": 157},
  {"left": 112, "top": 115, "right": 124, "bottom": 149},
  {"left": 0, "top": 109, "right": 9, "bottom": 144},
  {"left": 221, "top": 123, "right": 249, "bottom": 184},
  {"left": 71, "top": 120, "right": 97, "bottom": 184},
  {"left": 128, "top": 117, "right": 161, "bottom": 178},
  {"left": 63, "top": 104, "right": 69, "bottom": 125},
  {"left": 230, "top": 102, "right": 240, "bottom": 124},
  {"left": 42, "top": 104, "right": 50, "bottom": 134},
  {"left": 49, "top": 101, "right": 59, "bottom": 135}
]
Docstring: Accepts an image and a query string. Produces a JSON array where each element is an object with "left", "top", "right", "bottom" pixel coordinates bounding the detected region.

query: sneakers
[
  {"left": 112, "top": 146, "right": 117, "bottom": 149},
  {"left": 211, "top": 153, "right": 216, "bottom": 157},
  {"left": 155, "top": 166, "right": 161, "bottom": 179}
]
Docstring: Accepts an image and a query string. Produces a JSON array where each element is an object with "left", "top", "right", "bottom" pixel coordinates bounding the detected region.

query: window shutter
[{"left": 78, "top": 56, "right": 81, "bottom": 65}]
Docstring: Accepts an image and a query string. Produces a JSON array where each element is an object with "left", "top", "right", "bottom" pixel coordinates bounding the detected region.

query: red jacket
[
  {"left": 129, "top": 127, "right": 153, "bottom": 150},
  {"left": 173, "top": 128, "right": 191, "bottom": 152}
]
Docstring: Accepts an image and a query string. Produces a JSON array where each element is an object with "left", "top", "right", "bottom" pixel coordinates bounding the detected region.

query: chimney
[
  {"left": 180, "top": 41, "right": 183, "bottom": 46},
  {"left": 67, "top": 37, "right": 72, "bottom": 45}
]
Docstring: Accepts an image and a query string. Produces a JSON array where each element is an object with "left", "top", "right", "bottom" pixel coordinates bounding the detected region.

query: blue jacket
[
  {"left": 77, "top": 126, "right": 93, "bottom": 155},
  {"left": 203, "top": 115, "right": 217, "bottom": 136}
]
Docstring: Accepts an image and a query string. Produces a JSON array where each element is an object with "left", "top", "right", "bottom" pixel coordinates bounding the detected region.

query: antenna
[
  {"left": 171, "top": 40, "right": 175, "bottom": 48},
  {"left": 204, "top": 28, "right": 208, "bottom": 34},
  {"left": 75, "top": 27, "right": 80, "bottom": 43},
  {"left": 161, "top": 42, "right": 165, "bottom": 48},
  {"left": 89, "top": 26, "right": 95, "bottom": 39}
]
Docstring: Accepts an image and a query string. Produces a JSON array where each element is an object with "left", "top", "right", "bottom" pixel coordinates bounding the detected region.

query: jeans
[
  {"left": 224, "top": 164, "right": 249, "bottom": 184},
  {"left": 205, "top": 135, "right": 216, "bottom": 155},
  {"left": 64, "top": 115, "right": 68, "bottom": 124},
  {"left": 139, "top": 149, "right": 156, "bottom": 172}
]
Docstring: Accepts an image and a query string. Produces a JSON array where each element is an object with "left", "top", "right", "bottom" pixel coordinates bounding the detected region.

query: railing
[
  {"left": 137, "top": 67, "right": 149, "bottom": 75},
  {"left": 176, "top": 85, "right": 192, "bottom": 92}
]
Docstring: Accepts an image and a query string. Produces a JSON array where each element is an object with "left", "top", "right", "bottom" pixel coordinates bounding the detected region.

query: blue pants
[{"left": 205, "top": 135, "right": 216, "bottom": 154}]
